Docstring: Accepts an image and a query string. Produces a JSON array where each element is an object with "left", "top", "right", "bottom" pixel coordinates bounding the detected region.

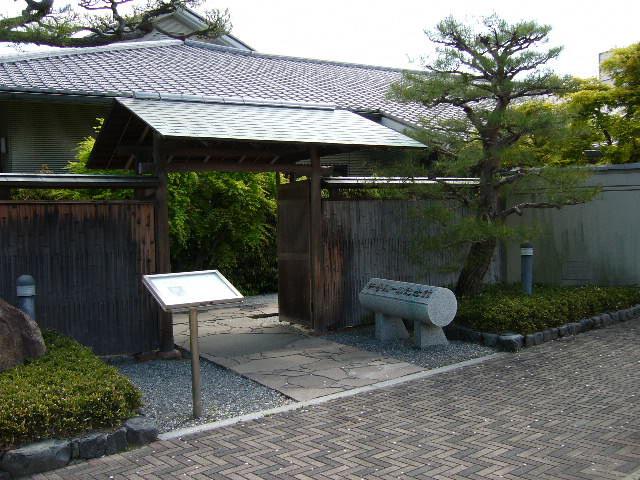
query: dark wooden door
[{"left": 277, "top": 181, "right": 311, "bottom": 326}]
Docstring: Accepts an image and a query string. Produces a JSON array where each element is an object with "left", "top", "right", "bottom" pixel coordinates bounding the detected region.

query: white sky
[{"left": 1, "top": 0, "right": 639, "bottom": 78}]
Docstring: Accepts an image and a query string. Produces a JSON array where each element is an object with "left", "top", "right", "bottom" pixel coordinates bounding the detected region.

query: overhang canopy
[{"left": 88, "top": 97, "right": 424, "bottom": 172}]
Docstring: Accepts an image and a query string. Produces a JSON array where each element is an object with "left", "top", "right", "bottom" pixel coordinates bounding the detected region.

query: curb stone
[
  {"left": 449, "top": 304, "right": 640, "bottom": 352},
  {"left": 0, "top": 418, "right": 154, "bottom": 478}
]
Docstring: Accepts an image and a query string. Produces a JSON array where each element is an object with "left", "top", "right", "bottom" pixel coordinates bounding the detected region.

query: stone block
[
  {"left": 580, "top": 318, "right": 593, "bottom": 332},
  {"left": 609, "top": 311, "right": 620, "bottom": 323},
  {"left": 374, "top": 313, "right": 409, "bottom": 343},
  {"left": 592, "top": 315, "right": 603, "bottom": 328},
  {"left": 482, "top": 332, "right": 499, "bottom": 348},
  {"left": 497, "top": 334, "right": 524, "bottom": 352},
  {"left": 75, "top": 432, "right": 107, "bottom": 459},
  {"left": 1, "top": 439, "right": 71, "bottom": 477},
  {"left": 524, "top": 334, "right": 536, "bottom": 348},
  {"left": 558, "top": 325, "right": 568, "bottom": 337},
  {"left": 542, "top": 329, "right": 553, "bottom": 342},
  {"left": 601, "top": 314, "right": 614, "bottom": 327},
  {"left": 105, "top": 428, "right": 128, "bottom": 455},
  {"left": 125, "top": 417, "right": 158, "bottom": 446},
  {"left": 565, "top": 323, "right": 579, "bottom": 335},
  {"left": 534, "top": 332, "right": 544, "bottom": 344},
  {"left": 415, "top": 324, "right": 448, "bottom": 348},
  {"left": 550, "top": 328, "right": 559, "bottom": 340}
]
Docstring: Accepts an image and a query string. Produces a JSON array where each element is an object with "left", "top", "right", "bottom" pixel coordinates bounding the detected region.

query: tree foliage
[
  {"left": 0, "top": 0, "right": 229, "bottom": 47},
  {"left": 391, "top": 15, "right": 598, "bottom": 295},
  {"left": 562, "top": 43, "right": 640, "bottom": 163}
]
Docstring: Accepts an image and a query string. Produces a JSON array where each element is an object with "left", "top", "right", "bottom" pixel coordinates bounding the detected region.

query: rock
[
  {"left": 1, "top": 439, "right": 71, "bottom": 477},
  {"left": 482, "top": 332, "right": 499, "bottom": 347},
  {"left": 558, "top": 325, "right": 569, "bottom": 337},
  {"left": 125, "top": 417, "right": 158, "bottom": 446},
  {"left": 75, "top": 432, "right": 107, "bottom": 459},
  {"left": 497, "top": 334, "right": 524, "bottom": 352},
  {"left": 601, "top": 314, "right": 614, "bottom": 327},
  {"left": 534, "top": 332, "right": 544, "bottom": 345},
  {"left": 592, "top": 315, "right": 603, "bottom": 328},
  {"left": 524, "top": 334, "right": 536, "bottom": 348},
  {"left": 580, "top": 318, "right": 593, "bottom": 332},
  {"left": 567, "top": 323, "right": 581, "bottom": 335},
  {"left": 105, "top": 428, "right": 128, "bottom": 455},
  {"left": 609, "top": 311, "right": 620, "bottom": 323},
  {"left": 550, "top": 328, "right": 559, "bottom": 340},
  {"left": 0, "top": 298, "right": 46, "bottom": 372},
  {"left": 542, "top": 329, "right": 552, "bottom": 342}
]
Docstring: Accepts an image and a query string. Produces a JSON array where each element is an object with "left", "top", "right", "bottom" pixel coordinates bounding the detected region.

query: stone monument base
[
  {"left": 375, "top": 313, "right": 410, "bottom": 342},
  {"left": 414, "top": 323, "right": 449, "bottom": 348}
]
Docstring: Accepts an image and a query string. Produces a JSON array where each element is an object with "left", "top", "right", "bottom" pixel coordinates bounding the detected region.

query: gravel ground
[
  {"left": 323, "top": 325, "right": 496, "bottom": 369},
  {"left": 111, "top": 356, "right": 292, "bottom": 433}
]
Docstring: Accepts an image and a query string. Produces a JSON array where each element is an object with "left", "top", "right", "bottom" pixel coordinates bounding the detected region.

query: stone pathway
[
  {"left": 172, "top": 294, "right": 423, "bottom": 401},
  {"left": 38, "top": 320, "right": 640, "bottom": 479}
]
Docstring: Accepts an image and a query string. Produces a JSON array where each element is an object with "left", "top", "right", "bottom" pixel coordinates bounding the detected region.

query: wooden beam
[
  {"left": 309, "top": 145, "right": 323, "bottom": 332},
  {"left": 164, "top": 162, "right": 333, "bottom": 175},
  {"left": 152, "top": 133, "right": 175, "bottom": 355}
]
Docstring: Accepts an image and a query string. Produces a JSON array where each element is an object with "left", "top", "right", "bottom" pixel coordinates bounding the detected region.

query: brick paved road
[{"left": 35, "top": 322, "right": 640, "bottom": 480}]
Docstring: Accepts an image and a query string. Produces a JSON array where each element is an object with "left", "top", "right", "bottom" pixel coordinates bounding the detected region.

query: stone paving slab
[
  {"left": 39, "top": 320, "right": 640, "bottom": 479},
  {"left": 173, "top": 294, "right": 424, "bottom": 401}
]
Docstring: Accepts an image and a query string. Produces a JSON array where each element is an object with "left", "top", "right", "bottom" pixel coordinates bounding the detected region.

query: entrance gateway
[{"left": 87, "top": 95, "right": 425, "bottom": 351}]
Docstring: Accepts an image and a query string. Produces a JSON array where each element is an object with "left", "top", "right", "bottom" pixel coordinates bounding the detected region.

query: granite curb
[
  {"left": 0, "top": 416, "right": 157, "bottom": 478},
  {"left": 445, "top": 304, "right": 640, "bottom": 352}
]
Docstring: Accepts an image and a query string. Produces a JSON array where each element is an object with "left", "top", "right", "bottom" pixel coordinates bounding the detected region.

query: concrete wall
[{"left": 505, "top": 164, "right": 640, "bottom": 286}]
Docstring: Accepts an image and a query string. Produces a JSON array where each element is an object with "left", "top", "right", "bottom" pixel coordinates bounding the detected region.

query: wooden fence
[
  {"left": 0, "top": 201, "right": 158, "bottom": 354},
  {"left": 317, "top": 199, "right": 502, "bottom": 330}
]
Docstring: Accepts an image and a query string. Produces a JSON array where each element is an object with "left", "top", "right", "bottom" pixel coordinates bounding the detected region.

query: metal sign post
[
  {"left": 142, "top": 270, "right": 243, "bottom": 419},
  {"left": 188, "top": 307, "right": 203, "bottom": 418}
]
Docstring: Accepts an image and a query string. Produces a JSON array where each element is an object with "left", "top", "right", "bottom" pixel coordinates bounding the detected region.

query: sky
[{"left": 1, "top": 0, "right": 639, "bottom": 78}]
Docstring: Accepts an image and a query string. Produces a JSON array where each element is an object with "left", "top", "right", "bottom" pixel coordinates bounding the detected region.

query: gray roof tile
[{"left": 0, "top": 39, "right": 457, "bottom": 127}]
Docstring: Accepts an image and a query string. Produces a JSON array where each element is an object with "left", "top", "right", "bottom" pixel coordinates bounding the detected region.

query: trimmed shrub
[
  {"left": 456, "top": 284, "right": 640, "bottom": 335},
  {"left": 0, "top": 331, "right": 141, "bottom": 450}
]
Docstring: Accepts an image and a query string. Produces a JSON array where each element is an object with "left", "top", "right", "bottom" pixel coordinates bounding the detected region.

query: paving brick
[{"left": 35, "top": 321, "right": 640, "bottom": 480}]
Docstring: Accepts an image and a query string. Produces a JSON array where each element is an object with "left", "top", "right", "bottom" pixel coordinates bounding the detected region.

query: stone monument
[{"left": 359, "top": 278, "right": 457, "bottom": 348}]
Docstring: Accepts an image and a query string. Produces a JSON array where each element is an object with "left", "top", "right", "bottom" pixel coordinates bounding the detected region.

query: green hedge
[
  {"left": 0, "top": 331, "right": 141, "bottom": 450},
  {"left": 456, "top": 284, "right": 640, "bottom": 335}
]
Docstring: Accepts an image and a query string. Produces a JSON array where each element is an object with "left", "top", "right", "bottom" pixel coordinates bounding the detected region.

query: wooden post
[
  {"left": 309, "top": 146, "right": 323, "bottom": 331},
  {"left": 189, "top": 307, "right": 203, "bottom": 418},
  {"left": 152, "top": 134, "right": 176, "bottom": 355}
]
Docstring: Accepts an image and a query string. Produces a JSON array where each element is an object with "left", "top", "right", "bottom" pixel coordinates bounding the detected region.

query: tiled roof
[
  {"left": 0, "top": 39, "right": 457, "bottom": 127},
  {"left": 117, "top": 97, "right": 425, "bottom": 147}
]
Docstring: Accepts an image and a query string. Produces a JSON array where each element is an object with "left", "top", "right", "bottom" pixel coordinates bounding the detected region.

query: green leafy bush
[
  {"left": 456, "top": 284, "right": 640, "bottom": 334},
  {"left": 0, "top": 331, "right": 141, "bottom": 450}
]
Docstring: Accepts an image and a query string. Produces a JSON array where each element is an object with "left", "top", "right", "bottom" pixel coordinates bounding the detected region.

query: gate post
[{"left": 309, "top": 146, "right": 323, "bottom": 331}]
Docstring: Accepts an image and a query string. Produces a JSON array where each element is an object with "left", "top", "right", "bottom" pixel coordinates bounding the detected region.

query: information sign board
[{"left": 142, "top": 270, "right": 243, "bottom": 312}]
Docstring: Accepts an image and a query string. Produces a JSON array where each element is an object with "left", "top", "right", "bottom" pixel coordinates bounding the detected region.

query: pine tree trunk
[{"left": 455, "top": 237, "right": 497, "bottom": 296}]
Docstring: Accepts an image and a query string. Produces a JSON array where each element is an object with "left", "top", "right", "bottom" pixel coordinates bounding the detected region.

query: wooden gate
[
  {"left": 0, "top": 201, "right": 158, "bottom": 354},
  {"left": 277, "top": 181, "right": 312, "bottom": 326}
]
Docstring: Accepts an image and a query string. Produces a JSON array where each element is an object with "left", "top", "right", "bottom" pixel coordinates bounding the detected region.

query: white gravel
[
  {"left": 323, "top": 325, "right": 495, "bottom": 369},
  {"left": 111, "top": 356, "right": 292, "bottom": 433}
]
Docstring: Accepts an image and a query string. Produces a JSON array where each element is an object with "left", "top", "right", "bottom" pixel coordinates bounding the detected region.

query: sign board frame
[
  {"left": 142, "top": 269, "right": 244, "bottom": 419},
  {"left": 142, "top": 269, "right": 243, "bottom": 312}
]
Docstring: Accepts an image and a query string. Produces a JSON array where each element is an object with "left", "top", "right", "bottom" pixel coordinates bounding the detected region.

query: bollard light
[
  {"left": 520, "top": 242, "right": 534, "bottom": 296},
  {"left": 16, "top": 274, "right": 36, "bottom": 320}
]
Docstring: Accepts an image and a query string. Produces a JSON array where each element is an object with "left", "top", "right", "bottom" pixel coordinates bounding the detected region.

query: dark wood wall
[
  {"left": 317, "top": 200, "right": 503, "bottom": 330},
  {"left": 0, "top": 201, "right": 158, "bottom": 354}
]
